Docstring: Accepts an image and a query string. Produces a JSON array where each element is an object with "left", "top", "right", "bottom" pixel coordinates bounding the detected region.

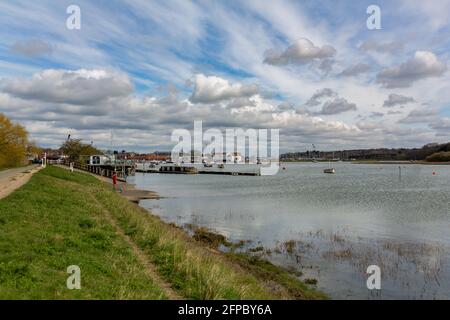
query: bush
[{"left": 426, "top": 151, "right": 450, "bottom": 162}]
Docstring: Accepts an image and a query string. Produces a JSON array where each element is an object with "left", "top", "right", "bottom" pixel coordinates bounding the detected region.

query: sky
[{"left": 0, "top": 0, "right": 449, "bottom": 153}]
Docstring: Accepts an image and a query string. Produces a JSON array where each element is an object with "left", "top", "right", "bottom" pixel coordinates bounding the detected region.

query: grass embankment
[{"left": 0, "top": 166, "right": 326, "bottom": 300}]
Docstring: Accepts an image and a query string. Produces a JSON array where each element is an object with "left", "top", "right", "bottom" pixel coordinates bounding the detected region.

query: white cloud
[
  {"left": 383, "top": 93, "right": 415, "bottom": 107},
  {"left": 369, "top": 112, "right": 384, "bottom": 119},
  {"left": 3, "top": 69, "right": 133, "bottom": 105},
  {"left": 317, "top": 98, "right": 357, "bottom": 115},
  {"left": 0, "top": 68, "right": 368, "bottom": 151},
  {"left": 400, "top": 0, "right": 450, "bottom": 31},
  {"left": 189, "top": 74, "right": 258, "bottom": 103},
  {"left": 226, "top": 97, "right": 257, "bottom": 109},
  {"left": 338, "top": 63, "right": 371, "bottom": 77},
  {"left": 429, "top": 117, "right": 450, "bottom": 136},
  {"left": 398, "top": 108, "right": 439, "bottom": 124},
  {"left": 303, "top": 88, "right": 357, "bottom": 115},
  {"left": 377, "top": 51, "right": 447, "bottom": 88},
  {"left": 304, "top": 88, "right": 337, "bottom": 107},
  {"left": 263, "top": 38, "right": 336, "bottom": 66}
]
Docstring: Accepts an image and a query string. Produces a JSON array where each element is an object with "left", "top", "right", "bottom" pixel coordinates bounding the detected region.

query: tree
[
  {"left": 0, "top": 113, "right": 29, "bottom": 169},
  {"left": 27, "top": 141, "right": 42, "bottom": 158},
  {"left": 60, "top": 139, "right": 102, "bottom": 161}
]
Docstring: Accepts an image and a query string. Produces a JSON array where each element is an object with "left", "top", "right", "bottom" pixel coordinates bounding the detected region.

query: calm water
[{"left": 129, "top": 162, "right": 450, "bottom": 299}]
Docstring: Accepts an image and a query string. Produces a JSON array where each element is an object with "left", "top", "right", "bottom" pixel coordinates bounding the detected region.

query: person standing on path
[{"left": 112, "top": 170, "right": 118, "bottom": 191}]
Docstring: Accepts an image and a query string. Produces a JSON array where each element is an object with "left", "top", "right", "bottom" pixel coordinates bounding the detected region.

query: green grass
[
  {"left": 0, "top": 167, "right": 165, "bottom": 299},
  {"left": 0, "top": 166, "right": 326, "bottom": 300}
]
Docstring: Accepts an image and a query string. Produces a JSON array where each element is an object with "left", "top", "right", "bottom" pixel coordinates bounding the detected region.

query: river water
[{"left": 129, "top": 162, "right": 450, "bottom": 299}]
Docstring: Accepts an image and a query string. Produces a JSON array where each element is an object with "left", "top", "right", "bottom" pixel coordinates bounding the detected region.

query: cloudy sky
[{"left": 1, "top": 0, "right": 449, "bottom": 152}]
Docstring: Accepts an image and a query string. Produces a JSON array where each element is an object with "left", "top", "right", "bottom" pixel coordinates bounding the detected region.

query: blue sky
[{"left": 0, "top": 0, "right": 449, "bottom": 152}]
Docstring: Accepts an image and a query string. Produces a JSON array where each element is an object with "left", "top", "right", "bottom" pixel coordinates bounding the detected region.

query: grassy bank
[{"left": 0, "top": 166, "right": 326, "bottom": 300}]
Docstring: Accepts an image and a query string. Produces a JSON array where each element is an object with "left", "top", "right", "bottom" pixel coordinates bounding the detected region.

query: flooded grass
[
  {"left": 283, "top": 240, "right": 296, "bottom": 254},
  {"left": 271, "top": 228, "right": 450, "bottom": 298},
  {"left": 224, "top": 253, "right": 327, "bottom": 300},
  {"left": 304, "top": 278, "right": 318, "bottom": 285},
  {"left": 181, "top": 223, "right": 327, "bottom": 299},
  {"left": 166, "top": 218, "right": 449, "bottom": 298},
  {"left": 248, "top": 246, "right": 265, "bottom": 253},
  {"left": 185, "top": 224, "right": 232, "bottom": 249}
]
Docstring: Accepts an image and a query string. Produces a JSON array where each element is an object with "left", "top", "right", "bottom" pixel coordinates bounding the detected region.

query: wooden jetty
[
  {"left": 159, "top": 165, "right": 198, "bottom": 174},
  {"left": 197, "top": 170, "right": 260, "bottom": 176},
  {"left": 136, "top": 164, "right": 260, "bottom": 176},
  {"left": 64, "top": 161, "right": 135, "bottom": 182}
]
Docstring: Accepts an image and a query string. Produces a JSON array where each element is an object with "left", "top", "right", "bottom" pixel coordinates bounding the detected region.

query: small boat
[
  {"left": 203, "top": 163, "right": 213, "bottom": 168},
  {"left": 217, "top": 164, "right": 224, "bottom": 169},
  {"left": 324, "top": 160, "right": 336, "bottom": 174}
]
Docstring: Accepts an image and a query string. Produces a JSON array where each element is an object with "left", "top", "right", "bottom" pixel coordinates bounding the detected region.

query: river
[{"left": 129, "top": 162, "right": 450, "bottom": 299}]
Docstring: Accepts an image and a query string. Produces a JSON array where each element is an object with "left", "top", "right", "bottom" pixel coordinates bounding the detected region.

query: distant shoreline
[
  {"left": 281, "top": 160, "right": 450, "bottom": 165},
  {"left": 351, "top": 160, "right": 450, "bottom": 165}
]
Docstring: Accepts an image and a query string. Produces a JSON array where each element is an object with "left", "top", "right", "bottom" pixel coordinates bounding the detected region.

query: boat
[
  {"left": 217, "top": 164, "right": 224, "bottom": 169},
  {"left": 203, "top": 163, "right": 213, "bottom": 168},
  {"left": 324, "top": 160, "right": 336, "bottom": 174}
]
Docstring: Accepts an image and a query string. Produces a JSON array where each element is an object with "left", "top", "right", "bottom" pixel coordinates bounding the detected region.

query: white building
[{"left": 211, "top": 152, "right": 242, "bottom": 163}]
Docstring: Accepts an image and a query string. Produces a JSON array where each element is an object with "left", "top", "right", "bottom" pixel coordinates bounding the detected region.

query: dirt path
[
  {"left": 88, "top": 193, "right": 182, "bottom": 300},
  {"left": 55, "top": 165, "right": 180, "bottom": 299},
  {"left": 0, "top": 165, "right": 41, "bottom": 200}
]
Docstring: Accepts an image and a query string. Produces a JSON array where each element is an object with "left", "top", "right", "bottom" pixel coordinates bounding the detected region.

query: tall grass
[{"left": 94, "top": 186, "right": 274, "bottom": 299}]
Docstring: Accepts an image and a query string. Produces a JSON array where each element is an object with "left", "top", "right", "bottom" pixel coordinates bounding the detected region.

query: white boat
[{"left": 324, "top": 160, "right": 336, "bottom": 174}]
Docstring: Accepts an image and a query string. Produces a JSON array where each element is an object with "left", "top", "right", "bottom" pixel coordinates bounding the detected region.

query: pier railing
[{"left": 62, "top": 161, "right": 134, "bottom": 181}]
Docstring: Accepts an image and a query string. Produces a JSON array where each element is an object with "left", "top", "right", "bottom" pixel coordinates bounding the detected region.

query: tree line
[
  {"left": 0, "top": 113, "right": 40, "bottom": 169},
  {"left": 59, "top": 138, "right": 103, "bottom": 162}
]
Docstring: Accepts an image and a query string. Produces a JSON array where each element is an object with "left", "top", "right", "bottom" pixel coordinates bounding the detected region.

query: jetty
[
  {"left": 160, "top": 165, "right": 197, "bottom": 174},
  {"left": 135, "top": 163, "right": 261, "bottom": 176},
  {"left": 64, "top": 161, "right": 135, "bottom": 182}
]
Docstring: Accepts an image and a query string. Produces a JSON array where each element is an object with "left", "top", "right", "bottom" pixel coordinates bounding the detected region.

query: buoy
[{"left": 432, "top": 171, "right": 436, "bottom": 176}]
